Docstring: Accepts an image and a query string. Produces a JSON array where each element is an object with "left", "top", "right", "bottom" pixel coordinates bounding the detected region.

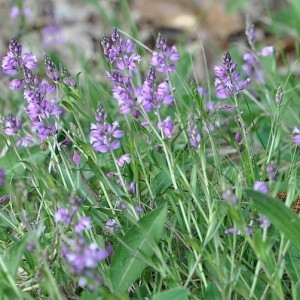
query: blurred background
[{"left": 0, "top": 0, "right": 297, "bottom": 79}]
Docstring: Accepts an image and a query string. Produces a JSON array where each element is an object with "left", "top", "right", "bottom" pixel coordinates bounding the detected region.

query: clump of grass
[{"left": 1, "top": 2, "right": 300, "bottom": 300}]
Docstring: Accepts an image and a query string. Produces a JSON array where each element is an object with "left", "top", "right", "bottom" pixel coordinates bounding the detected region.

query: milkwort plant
[{"left": 1, "top": 16, "right": 300, "bottom": 300}]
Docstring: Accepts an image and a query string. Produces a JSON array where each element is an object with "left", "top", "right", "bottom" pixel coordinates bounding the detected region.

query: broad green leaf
[
  {"left": 245, "top": 189, "right": 300, "bottom": 250},
  {"left": 285, "top": 244, "right": 300, "bottom": 283},
  {"left": 110, "top": 204, "right": 167, "bottom": 292},
  {"left": 151, "top": 172, "right": 172, "bottom": 196},
  {"left": 151, "top": 287, "right": 190, "bottom": 300},
  {"left": 3, "top": 234, "right": 31, "bottom": 278}
]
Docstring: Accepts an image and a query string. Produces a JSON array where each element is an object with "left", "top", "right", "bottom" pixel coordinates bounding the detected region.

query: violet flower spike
[
  {"left": 214, "top": 51, "right": 251, "bottom": 99},
  {"left": 150, "top": 33, "right": 180, "bottom": 74},
  {"left": 90, "top": 106, "right": 123, "bottom": 153},
  {"left": 158, "top": 116, "right": 174, "bottom": 139}
]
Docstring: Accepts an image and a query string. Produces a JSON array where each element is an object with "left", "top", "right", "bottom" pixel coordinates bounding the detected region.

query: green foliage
[{"left": 110, "top": 204, "right": 167, "bottom": 292}]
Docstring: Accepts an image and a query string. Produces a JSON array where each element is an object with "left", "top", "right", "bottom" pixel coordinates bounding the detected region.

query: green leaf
[
  {"left": 110, "top": 204, "right": 168, "bottom": 292},
  {"left": 245, "top": 189, "right": 300, "bottom": 250},
  {"left": 151, "top": 287, "right": 190, "bottom": 300},
  {"left": 3, "top": 234, "right": 30, "bottom": 278},
  {"left": 151, "top": 172, "right": 172, "bottom": 196},
  {"left": 285, "top": 244, "right": 300, "bottom": 283}
]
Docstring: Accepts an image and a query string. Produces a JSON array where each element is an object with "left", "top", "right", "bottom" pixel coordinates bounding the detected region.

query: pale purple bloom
[
  {"left": 105, "top": 219, "right": 119, "bottom": 233},
  {"left": 293, "top": 135, "right": 300, "bottom": 144},
  {"left": 44, "top": 54, "right": 60, "bottom": 81},
  {"left": 222, "top": 189, "right": 238, "bottom": 204},
  {"left": 54, "top": 208, "right": 71, "bottom": 224},
  {"left": 258, "top": 214, "right": 271, "bottom": 229},
  {"left": 260, "top": 46, "right": 274, "bottom": 57},
  {"left": 225, "top": 226, "right": 252, "bottom": 235},
  {"left": 90, "top": 106, "right": 123, "bottom": 153},
  {"left": 10, "top": 6, "right": 31, "bottom": 20},
  {"left": 0, "top": 169, "right": 5, "bottom": 187},
  {"left": 32, "top": 121, "right": 57, "bottom": 140},
  {"left": 4, "top": 114, "right": 21, "bottom": 136},
  {"left": 75, "top": 217, "right": 92, "bottom": 233},
  {"left": 150, "top": 33, "right": 180, "bottom": 74},
  {"left": 205, "top": 101, "right": 216, "bottom": 114},
  {"left": 214, "top": 51, "right": 251, "bottom": 99},
  {"left": 41, "top": 25, "right": 64, "bottom": 47},
  {"left": 101, "top": 28, "right": 141, "bottom": 72},
  {"left": 158, "top": 116, "right": 174, "bottom": 139},
  {"left": 127, "top": 182, "right": 136, "bottom": 195},
  {"left": 242, "top": 52, "right": 264, "bottom": 84},
  {"left": 72, "top": 152, "right": 82, "bottom": 166},
  {"left": 254, "top": 181, "right": 268, "bottom": 194},
  {"left": 266, "top": 163, "right": 277, "bottom": 181},
  {"left": 197, "top": 87, "right": 207, "bottom": 97},
  {"left": 22, "top": 53, "right": 37, "bottom": 70},
  {"left": 117, "top": 154, "right": 131, "bottom": 167},
  {"left": 9, "top": 79, "right": 23, "bottom": 90},
  {"left": 16, "top": 135, "right": 34, "bottom": 147}
]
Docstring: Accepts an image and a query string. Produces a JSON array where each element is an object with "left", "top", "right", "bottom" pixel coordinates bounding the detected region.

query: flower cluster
[
  {"left": 101, "top": 29, "right": 178, "bottom": 118},
  {"left": 1, "top": 37, "right": 65, "bottom": 141},
  {"left": 214, "top": 51, "right": 251, "bottom": 99},
  {"left": 90, "top": 105, "right": 124, "bottom": 153},
  {"left": 55, "top": 196, "right": 111, "bottom": 289}
]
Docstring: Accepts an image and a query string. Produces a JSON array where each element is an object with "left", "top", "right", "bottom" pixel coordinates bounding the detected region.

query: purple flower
[
  {"left": 9, "top": 79, "right": 23, "bottom": 90},
  {"left": 158, "top": 116, "right": 174, "bottom": 139},
  {"left": 205, "top": 101, "right": 216, "bottom": 114},
  {"left": 72, "top": 151, "right": 82, "bottom": 166},
  {"left": 214, "top": 51, "right": 251, "bottom": 99},
  {"left": 150, "top": 33, "right": 180, "bottom": 74},
  {"left": 254, "top": 181, "right": 268, "bottom": 194},
  {"left": 293, "top": 135, "right": 300, "bottom": 144},
  {"left": 3, "top": 114, "right": 21, "bottom": 136},
  {"left": 75, "top": 217, "right": 92, "bottom": 233},
  {"left": 222, "top": 189, "right": 238, "bottom": 204},
  {"left": 90, "top": 105, "right": 123, "bottom": 153},
  {"left": 197, "top": 87, "right": 207, "bottom": 98},
  {"left": 225, "top": 226, "right": 253, "bottom": 235},
  {"left": 258, "top": 214, "right": 271, "bottom": 229},
  {"left": 266, "top": 163, "right": 277, "bottom": 181},
  {"left": 242, "top": 52, "right": 264, "bottom": 84},
  {"left": 101, "top": 28, "right": 141, "bottom": 72},
  {"left": 16, "top": 135, "right": 34, "bottom": 147},
  {"left": 22, "top": 52, "right": 37, "bottom": 70},
  {"left": 105, "top": 219, "right": 119, "bottom": 233},
  {"left": 44, "top": 54, "right": 60, "bottom": 81},
  {"left": 117, "top": 154, "right": 131, "bottom": 167},
  {"left": 10, "top": 6, "right": 31, "bottom": 20},
  {"left": 41, "top": 25, "right": 64, "bottom": 47},
  {"left": 0, "top": 195, "right": 10, "bottom": 204},
  {"left": 260, "top": 46, "right": 274, "bottom": 57},
  {"left": 235, "top": 132, "right": 242, "bottom": 144},
  {"left": 54, "top": 208, "right": 71, "bottom": 224},
  {"left": 63, "top": 238, "right": 109, "bottom": 289},
  {"left": 60, "top": 64, "right": 76, "bottom": 87},
  {"left": 0, "top": 169, "right": 6, "bottom": 187}
]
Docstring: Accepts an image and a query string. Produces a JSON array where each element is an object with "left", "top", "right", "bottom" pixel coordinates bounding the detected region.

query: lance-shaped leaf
[{"left": 110, "top": 204, "right": 167, "bottom": 292}]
